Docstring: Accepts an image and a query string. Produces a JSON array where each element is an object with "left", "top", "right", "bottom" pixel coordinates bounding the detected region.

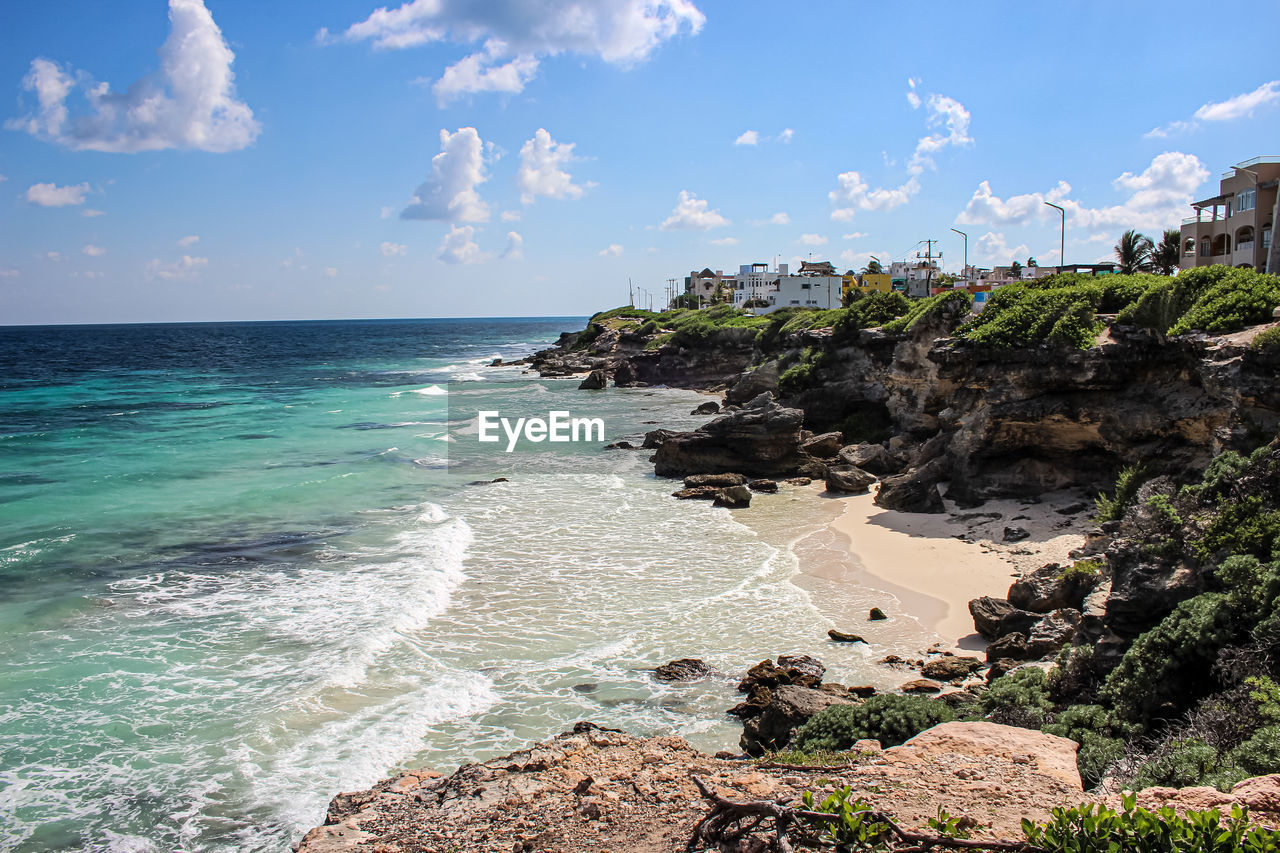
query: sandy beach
[{"left": 824, "top": 485, "right": 1091, "bottom": 652}]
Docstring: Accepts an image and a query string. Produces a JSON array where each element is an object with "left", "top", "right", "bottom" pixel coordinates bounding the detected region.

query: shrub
[
  {"left": 1182, "top": 450, "right": 1248, "bottom": 503},
  {"left": 881, "top": 289, "right": 973, "bottom": 334},
  {"left": 1094, "top": 463, "right": 1149, "bottom": 522},
  {"left": 1117, "top": 265, "right": 1280, "bottom": 336},
  {"left": 1253, "top": 326, "right": 1280, "bottom": 352},
  {"left": 832, "top": 291, "right": 912, "bottom": 341},
  {"left": 956, "top": 282, "right": 1106, "bottom": 350},
  {"left": 1045, "top": 704, "right": 1129, "bottom": 789},
  {"left": 981, "top": 667, "right": 1053, "bottom": 729},
  {"left": 778, "top": 346, "right": 832, "bottom": 394},
  {"left": 1197, "top": 496, "right": 1280, "bottom": 562},
  {"left": 791, "top": 694, "right": 954, "bottom": 751}
]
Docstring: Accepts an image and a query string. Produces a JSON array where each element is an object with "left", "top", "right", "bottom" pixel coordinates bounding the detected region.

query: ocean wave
[{"left": 390, "top": 385, "right": 447, "bottom": 398}]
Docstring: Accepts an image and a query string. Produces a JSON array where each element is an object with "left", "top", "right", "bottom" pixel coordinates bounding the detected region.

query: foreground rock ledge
[{"left": 297, "top": 721, "right": 1110, "bottom": 852}]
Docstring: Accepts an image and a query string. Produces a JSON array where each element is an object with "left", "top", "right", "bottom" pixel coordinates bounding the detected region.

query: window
[
  {"left": 1265, "top": 228, "right": 1273, "bottom": 250},
  {"left": 1201, "top": 238, "right": 1211, "bottom": 257},
  {"left": 1237, "top": 189, "right": 1257, "bottom": 213}
]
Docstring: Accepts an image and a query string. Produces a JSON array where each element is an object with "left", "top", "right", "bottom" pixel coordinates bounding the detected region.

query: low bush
[
  {"left": 1094, "top": 463, "right": 1149, "bottom": 522},
  {"left": 1118, "top": 265, "right": 1280, "bottom": 336},
  {"left": 1198, "top": 496, "right": 1280, "bottom": 563},
  {"left": 791, "top": 694, "right": 954, "bottom": 751},
  {"left": 1253, "top": 326, "right": 1280, "bottom": 351},
  {"left": 980, "top": 667, "right": 1053, "bottom": 729},
  {"left": 881, "top": 289, "right": 973, "bottom": 334},
  {"left": 832, "top": 291, "right": 912, "bottom": 342},
  {"left": 956, "top": 283, "right": 1105, "bottom": 349}
]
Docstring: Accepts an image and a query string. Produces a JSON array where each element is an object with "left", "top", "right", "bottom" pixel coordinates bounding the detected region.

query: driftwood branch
[{"left": 688, "top": 774, "right": 1042, "bottom": 852}]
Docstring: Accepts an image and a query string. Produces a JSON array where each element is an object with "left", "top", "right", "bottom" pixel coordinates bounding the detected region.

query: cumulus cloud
[
  {"left": 734, "top": 130, "right": 759, "bottom": 146},
  {"left": 660, "top": 190, "right": 729, "bottom": 231},
  {"left": 380, "top": 241, "right": 407, "bottom": 257},
  {"left": 0, "top": 269, "right": 19, "bottom": 278},
  {"left": 82, "top": 244, "right": 105, "bottom": 257},
  {"left": 839, "top": 249, "right": 888, "bottom": 269},
  {"left": 26, "top": 182, "right": 89, "bottom": 207},
  {"left": 7, "top": 1, "right": 259, "bottom": 153},
  {"left": 501, "top": 231, "right": 523, "bottom": 260},
  {"left": 500, "top": 210, "right": 521, "bottom": 222},
  {"left": 598, "top": 243, "right": 624, "bottom": 256},
  {"left": 710, "top": 237, "right": 739, "bottom": 246},
  {"left": 798, "top": 233, "right": 828, "bottom": 246},
  {"left": 324, "top": 0, "right": 704, "bottom": 100},
  {"left": 842, "top": 232, "right": 867, "bottom": 240},
  {"left": 517, "top": 129, "right": 589, "bottom": 204},
  {"left": 146, "top": 254, "right": 207, "bottom": 280},
  {"left": 956, "top": 152, "right": 1209, "bottom": 234},
  {"left": 401, "top": 127, "right": 490, "bottom": 222},
  {"left": 436, "top": 225, "right": 489, "bottom": 264},
  {"left": 324, "top": 266, "right": 339, "bottom": 277},
  {"left": 829, "top": 86, "right": 970, "bottom": 220},
  {"left": 778, "top": 128, "right": 794, "bottom": 143},
  {"left": 975, "top": 231, "right": 1031, "bottom": 266},
  {"left": 769, "top": 212, "right": 790, "bottom": 225},
  {"left": 178, "top": 235, "right": 199, "bottom": 248},
  {"left": 1147, "top": 80, "right": 1280, "bottom": 137}
]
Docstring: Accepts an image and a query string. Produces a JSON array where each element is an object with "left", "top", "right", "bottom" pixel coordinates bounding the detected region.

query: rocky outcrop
[
  {"left": 578, "top": 369, "right": 608, "bottom": 390},
  {"left": 888, "top": 721, "right": 1082, "bottom": 791},
  {"left": 652, "top": 394, "right": 818, "bottom": 479},
  {"left": 740, "top": 684, "right": 856, "bottom": 755},
  {"left": 824, "top": 464, "right": 876, "bottom": 494},
  {"left": 712, "top": 485, "right": 752, "bottom": 508},
  {"left": 875, "top": 464, "right": 945, "bottom": 513},
  {"left": 653, "top": 658, "right": 712, "bottom": 682},
  {"left": 1008, "top": 563, "right": 1097, "bottom": 612}
]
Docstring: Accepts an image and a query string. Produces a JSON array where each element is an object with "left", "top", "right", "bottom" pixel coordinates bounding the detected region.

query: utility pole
[
  {"left": 1045, "top": 202, "right": 1065, "bottom": 271},
  {"left": 917, "top": 239, "right": 941, "bottom": 296},
  {"left": 628, "top": 278, "right": 634, "bottom": 307}
]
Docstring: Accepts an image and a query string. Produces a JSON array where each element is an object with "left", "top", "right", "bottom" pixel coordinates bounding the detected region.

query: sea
[{"left": 0, "top": 318, "right": 935, "bottom": 852}]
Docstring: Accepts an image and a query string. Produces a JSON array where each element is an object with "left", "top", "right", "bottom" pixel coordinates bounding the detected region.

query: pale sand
[{"left": 827, "top": 485, "right": 1090, "bottom": 651}]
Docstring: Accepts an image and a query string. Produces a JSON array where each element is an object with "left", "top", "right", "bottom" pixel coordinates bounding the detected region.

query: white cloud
[
  {"left": 598, "top": 243, "right": 624, "bottom": 256},
  {"left": 907, "top": 94, "right": 972, "bottom": 175},
  {"left": 842, "top": 232, "right": 867, "bottom": 240},
  {"left": 829, "top": 171, "right": 920, "bottom": 219},
  {"left": 324, "top": 266, "right": 339, "bottom": 277},
  {"left": 178, "top": 235, "right": 199, "bottom": 248},
  {"left": 43, "top": 252, "right": 63, "bottom": 262},
  {"left": 26, "top": 182, "right": 89, "bottom": 207},
  {"left": 81, "top": 209, "right": 105, "bottom": 217},
  {"left": 500, "top": 210, "right": 521, "bottom": 222},
  {"left": 769, "top": 212, "right": 790, "bottom": 225},
  {"left": 431, "top": 40, "right": 539, "bottom": 105},
  {"left": 975, "top": 231, "right": 1031, "bottom": 266},
  {"left": 0, "top": 269, "right": 19, "bottom": 278},
  {"left": 957, "top": 152, "right": 1209, "bottom": 234},
  {"left": 660, "top": 190, "right": 729, "bottom": 231},
  {"left": 401, "top": 127, "right": 490, "bottom": 223},
  {"left": 906, "top": 77, "right": 921, "bottom": 109},
  {"left": 734, "top": 130, "right": 759, "bottom": 146},
  {"left": 436, "top": 225, "right": 489, "bottom": 264},
  {"left": 517, "top": 128, "right": 588, "bottom": 204},
  {"left": 777, "top": 128, "right": 794, "bottom": 143},
  {"left": 710, "top": 237, "right": 739, "bottom": 246},
  {"left": 7, "top": 0, "right": 258, "bottom": 153},
  {"left": 502, "top": 231, "right": 523, "bottom": 260},
  {"left": 324, "top": 0, "right": 704, "bottom": 100},
  {"left": 839, "top": 249, "right": 888, "bottom": 269},
  {"left": 282, "top": 247, "right": 306, "bottom": 269},
  {"left": 146, "top": 255, "right": 207, "bottom": 280},
  {"left": 380, "top": 206, "right": 395, "bottom": 219},
  {"left": 82, "top": 244, "right": 105, "bottom": 257},
  {"left": 798, "top": 233, "right": 828, "bottom": 246},
  {"left": 1146, "top": 80, "right": 1279, "bottom": 137},
  {"left": 380, "top": 241, "right": 407, "bottom": 257}
]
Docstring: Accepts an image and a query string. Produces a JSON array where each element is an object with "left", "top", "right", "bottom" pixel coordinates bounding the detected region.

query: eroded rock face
[
  {"left": 683, "top": 473, "right": 747, "bottom": 488},
  {"left": 1008, "top": 563, "right": 1099, "bottom": 612},
  {"left": 970, "top": 597, "right": 1017, "bottom": 640},
  {"left": 1025, "top": 608, "right": 1082, "bottom": 659},
  {"left": 652, "top": 396, "right": 812, "bottom": 479},
  {"left": 875, "top": 464, "right": 945, "bottom": 513},
  {"left": 726, "top": 361, "right": 780, "bottom": 405},
  {"left": 740, "top": 685, "right": 855, "bottom": 755},
  {"left": 578, "top": 369, "right": 608, "bottom": 390},
  {"left": 888, "top": 721, "right": 1082, "bottom": 791},
  {"left": 800, "top": 431, "right": 844, "bottom": 459},
  {"left": 839, "top": 442, "right": 899, "bottom": 476},
  {"left": 825, "top": 464, "right": 877, "bottom": 494}
]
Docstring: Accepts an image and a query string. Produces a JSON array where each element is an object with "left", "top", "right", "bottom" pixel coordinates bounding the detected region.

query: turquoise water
[{"left": 0, "top": 319, "right": 898, "bottom": 852}]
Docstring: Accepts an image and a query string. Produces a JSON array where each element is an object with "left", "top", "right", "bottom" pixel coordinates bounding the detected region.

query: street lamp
[
  {"left": 950, "top": 228, "right": 967, "bottom": 278},
  {"left": 1044, "top": 202, "right": 1065, "bottom": 270}
]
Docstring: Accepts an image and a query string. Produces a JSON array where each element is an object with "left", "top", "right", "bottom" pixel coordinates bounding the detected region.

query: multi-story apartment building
[
  {"left": 1180, "top": 156, "right": 1279, "bottom": 274},
  {"left": 730, "top": 262, "right": 787, "bottom": 308}
]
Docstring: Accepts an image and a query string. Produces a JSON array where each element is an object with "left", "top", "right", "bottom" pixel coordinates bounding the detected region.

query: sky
[{"left": 2, "top": 0, "right": 1279, "bottom": 325}]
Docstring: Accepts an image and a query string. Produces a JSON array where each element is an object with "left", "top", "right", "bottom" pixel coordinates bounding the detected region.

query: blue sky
[{"left": 2, "top": 0, "right": 1279, "bottom": 324}]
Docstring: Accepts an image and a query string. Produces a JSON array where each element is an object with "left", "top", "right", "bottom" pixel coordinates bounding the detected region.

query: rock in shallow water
[{"left": 653, "top": 658, "right": 712, "bottom": 682}]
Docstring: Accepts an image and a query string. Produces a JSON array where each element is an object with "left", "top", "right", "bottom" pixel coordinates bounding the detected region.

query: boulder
[
  {"left": 997, "top": 608, "right": 1044, "bottom": 639},
  {"left": 1008, "top": 563, "right": 1098, "bottom": 613},
  {"left": 738, "top": 655, "right": 826, "bottom": 694},
  {"left": 827, "top": 630, "right": 866, "bottom": 643},
  {"left": 653, "top": 658, "right": 712, "bottom": 682},
  {"left": 691, "top": 400, "right": 721, "bottom": 415},
  {"left": 578, "top": 369, "right": 608, "bottom": 390},
  {"left": 824, "top": 465, "right": 877, "bottom": 494},
  {"left": 800, "top": 431, "right": 844, "bottom": 460},
  {"left": 848, "top": 685, "right": 877, "bottom": 698},
  {"left": 603, "top": 440, "right": 635, "bottom": 450},
  {"left": 1003, "top": 526, "right": 1031, "bottom": 543},
  {"left": 726, "top": 686, "right": 772, "bottom": 719},
  {"left": 748, "top": 479, "right": 778, "bottom": 493},
  {"left": 672, "top": 486, "right": 719, "bottom": 500},
  {"left": 713, "top": 485, "right": 752, "bottom": 508},
  {"left": 985, "top": 632, "right": 1028, "bottom": 663},
  {"left": 920, "top": 656, "right": 983, "bottom": 682},
  {"left": 969, "top": 596, "right": 1017, "bottom": 640},
  {"left": 1025, "top": 608, "right": 1082, "bottom": 659},
  {"left": 725, "top": 361, "right": 780, "bottom": 405},
  {"left": 888, "top": 721, "right": 1082, "bottom": 790},
  {"left": 900, "top": 678, "right": 943, "bottom": 694},
  {"left": 612, "top": 359, "right": 639, "bottom": 387},
  {"left": 869, "top": 607, "right": 889, "bottom": 621},
  {"left": 875, "top": 466, "right": 945, "bottom": 514},
  {"left": 652, "top": 397, "right": 811, "bottom": 478},
  {"left": 783, "top": 477, "right": 812, "bottom": 486},
  {"left": 641, "top": 428, "right": 678, "bottom": 449},
  {"left": 987, "top": 658, "right": 1022, "bottom": 681},
  {"left": 776, "top": 654, "right": 826, "bottom": 684},
  {"left": 684, "top": 473, "right": 748, "bottom": 488},
  {"left": 740, "top": 685, "right": 855, "bottom": 755},
  {"left": 838, "top": 443, "right": 898, "bottom": 476}
]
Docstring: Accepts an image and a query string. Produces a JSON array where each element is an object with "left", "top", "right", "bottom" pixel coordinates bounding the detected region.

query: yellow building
[{"left": 842, "top": 273, "right": 892, "bottom": 299}]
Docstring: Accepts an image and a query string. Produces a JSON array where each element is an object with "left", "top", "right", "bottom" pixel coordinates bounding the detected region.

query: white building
[
  {"left": 761, "top": 274, "right": 842, "bottom": 313},
  {"left": 889, "top": 260, "right": 941, "bottom": 298},
  {"left": 731, "top": 262, "right": 788, "bottom": 308}
]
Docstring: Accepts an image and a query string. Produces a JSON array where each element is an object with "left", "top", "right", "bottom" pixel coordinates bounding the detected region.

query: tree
[
  {"left": 1010, "top": 260, "right": 1023, "bottom": 279},
  {"left": 1152, "top": 229, "right": 1181, "bottom": 276},
  {"left": 863, "top": 259, "right": 884, "bottom": 275},
  {"left": 1027, "top": 257, "right": 1039, "bottom": 267},
  {"left": 1115, "top": 229, "right": 1154, "bottom": 274}
]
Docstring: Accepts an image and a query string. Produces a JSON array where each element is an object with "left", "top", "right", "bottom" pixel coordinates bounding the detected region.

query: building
[
  {"left": 1180, "top": 156, "right": 1279, "bottom": 273},
  {"left": 731, "top": 262, "right": 787, "bottom": 309},
  {"left": 889, "top": 259, "right": 940, "bottom": 298},
  {"left": 764, "top": 274, "right": 842, "bottom": 312},
  {"left": 843, "top": 272, "right": 892, "bottom": 300},
  {"left": 684, "top": 268, "right": 726, "bottom": 303}
]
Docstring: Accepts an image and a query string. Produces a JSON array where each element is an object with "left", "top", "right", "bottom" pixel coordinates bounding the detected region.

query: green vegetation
[
  {"left": 881, "top": 289, "right": 973, "bottom": 334},
  {"left": 1117, "top": 265, "right": 1280, "bottom": 336},
  {"left": 1115, "top": 228, "right": 1154, "bottom": 274},
  {"left": 1094, "top": 463, "right": 1149, "bottom": 522},
  {"left": 979, "top": 667, "right": 1053, "bottom": 729},
  {"left": 778, "top": 346, "right": 833, "bottom": 394},
  {"left": 956, "top": 281, "right": 1111, "bottom": 349},
  {"left": 1253, "top": 326, "right": 1280, "bottom": 352},
  {"left": 791, "top": 694, "right": 954, "bottom": 751}
]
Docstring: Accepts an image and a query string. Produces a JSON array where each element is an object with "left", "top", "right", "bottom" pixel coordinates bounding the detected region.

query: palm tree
[
  {"left": 1114, "top": 229, "right": 1154, "bottom": 274},
  {"left": 863, "top": 259, "right": 884, "bottom": 275},
  {"left": 1152, "top": 229, "right": 1181, "bottom": 276}
]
